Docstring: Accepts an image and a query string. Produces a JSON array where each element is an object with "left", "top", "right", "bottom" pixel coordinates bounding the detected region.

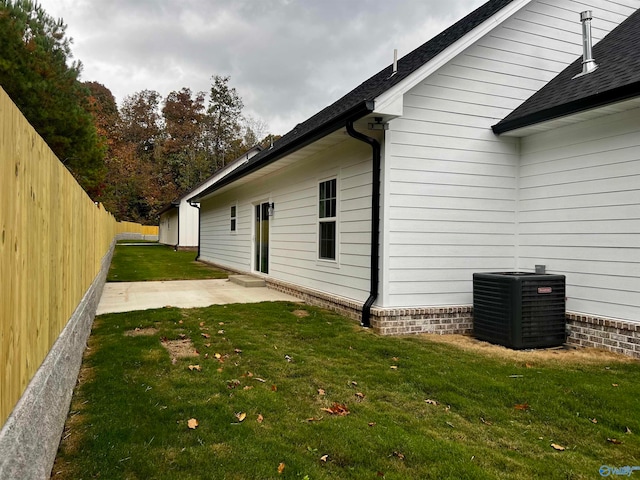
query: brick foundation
[
  {"left": 194, "top": 260, "right": 640, "bottom": 359},
  {"left": 566, "top": 313, "right": 640, "bottom": 359}
]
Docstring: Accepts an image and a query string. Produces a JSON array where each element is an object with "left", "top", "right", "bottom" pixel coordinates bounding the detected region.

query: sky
[{"left": 37, "top": 0, "right": 486, "bottom": 136}]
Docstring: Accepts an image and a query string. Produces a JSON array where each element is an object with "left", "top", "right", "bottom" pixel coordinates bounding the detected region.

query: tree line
[{"left": 0, "top": 0, "right": 272, "bottom": 224}]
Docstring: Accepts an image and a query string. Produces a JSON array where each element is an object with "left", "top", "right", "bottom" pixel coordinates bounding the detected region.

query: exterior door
[{"left": 254, "top": 202, "right": 269, "bottom": 274}]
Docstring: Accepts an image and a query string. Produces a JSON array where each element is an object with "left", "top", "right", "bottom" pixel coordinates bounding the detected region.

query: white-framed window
[
  {"left": 230, "top": 204, "right": 237, "bottom": 232},
  {"left": 318, "top": 178, "right": 337, "bottom": 261}
]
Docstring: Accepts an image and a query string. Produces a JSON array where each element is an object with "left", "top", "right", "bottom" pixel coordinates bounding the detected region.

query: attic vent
[
  {"left": 574, "top": 10, "right": 598, "bottom": 78},
  {"left": 391, "top": 49, "right": 398, "bottom": 77}
]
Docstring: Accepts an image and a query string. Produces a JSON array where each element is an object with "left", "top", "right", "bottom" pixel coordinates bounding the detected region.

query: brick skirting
[
  {"left": 566, "top": 313, "right": 640, "bottom": 359},
  {"left": 195, "top": 261, "right": 640, "bottom": 359}
]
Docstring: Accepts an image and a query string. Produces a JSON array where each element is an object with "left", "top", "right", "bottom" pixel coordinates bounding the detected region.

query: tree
[
  {"left": 119, "top": 89, "right": 163, "bottom": 158},
  {"left": 205, "top": 75, "right": 244, "bottom": 169},
  {"left": 0, "top": 0, "right": 104, "bottom": 196},
  {"left": 161, "top": 87, "right": 207, "bottom": 191}
]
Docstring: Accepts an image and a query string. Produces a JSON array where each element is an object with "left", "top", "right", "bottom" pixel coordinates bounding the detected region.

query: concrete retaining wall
[{"left": 0, "top": 240, "right": 115, "bottom": 480}]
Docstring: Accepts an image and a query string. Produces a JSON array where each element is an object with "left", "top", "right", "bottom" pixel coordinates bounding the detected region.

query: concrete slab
[
  {"left": 229, "top": 275, "right": 266, "bottom": 288},
  {"left": 97, "top": 279, "right": 301, "bottom": 315}
]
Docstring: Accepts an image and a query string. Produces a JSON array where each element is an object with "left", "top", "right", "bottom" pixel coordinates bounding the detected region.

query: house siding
[
  {"left": 159, "top": 209, "right": 179, "bottom": 246},
  {"left": 381, "top": 0, "right": 634, "bottom": 309},
  {"left": 518, "top": 107, "right": 640, "bottom": 324},
  {"left": 199, "top": 139, "right": 373, "bottom": 303}
]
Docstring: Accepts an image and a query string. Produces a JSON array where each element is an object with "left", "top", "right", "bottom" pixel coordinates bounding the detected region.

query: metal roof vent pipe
[{"left": 574, "top": 10, "right": 598, "bottom": 78}]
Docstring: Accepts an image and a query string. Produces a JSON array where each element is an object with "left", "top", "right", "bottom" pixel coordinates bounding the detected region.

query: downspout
[
  {"left": 189, "top": 201, "right": 201, "bottom": 260},
  {"left": 346, "top": 120, "right": 381, "bottom": 328}
]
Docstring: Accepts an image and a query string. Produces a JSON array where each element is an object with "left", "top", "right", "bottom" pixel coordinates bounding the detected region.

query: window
[
  {"left": 230, "top": 205, "right": 237, "bottom": 232},
  {"left": 318, "top": 178, "right": 337, "bottom": 260}
]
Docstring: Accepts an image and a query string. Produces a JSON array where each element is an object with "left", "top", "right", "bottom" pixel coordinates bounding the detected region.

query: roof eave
[
  {"left": 492, "top": 81, "right": 640, "bottom": 135},
  {"left": 189, "top": 100, "right": 375, "bottom": 203}
]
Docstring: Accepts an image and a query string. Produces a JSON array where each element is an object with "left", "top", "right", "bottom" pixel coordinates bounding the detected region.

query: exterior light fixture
[
  {"left": 368, "top": 117, "right": 388, "bottom": 131},
  {"left": 267, "top": 202, "right": 275, "bottom": 216}
]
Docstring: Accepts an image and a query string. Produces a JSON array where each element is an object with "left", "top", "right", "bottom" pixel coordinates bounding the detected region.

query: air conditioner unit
[{"left": 473, "top": 272, "right": 566, "bottom": 349}]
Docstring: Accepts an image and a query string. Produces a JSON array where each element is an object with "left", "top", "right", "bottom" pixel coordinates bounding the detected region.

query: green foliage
[
  {"left": 54, "top": 303, "right": 640, "bottom": 479},
  {"left": 0, "top": 0, "right": 105, "bottom": 196}
]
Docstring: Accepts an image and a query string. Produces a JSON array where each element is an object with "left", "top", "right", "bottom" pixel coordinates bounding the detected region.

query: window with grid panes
[{"left": 318, "top": 178, "right": 337, "bottom": 260}]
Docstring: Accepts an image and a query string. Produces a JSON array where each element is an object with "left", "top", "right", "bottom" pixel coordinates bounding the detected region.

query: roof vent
[
  {"left": 574, "top": 10, "right": 598, "bottom": 78},
  {"left": 391, "top": 49, "right": 398, "bottom": 77}
]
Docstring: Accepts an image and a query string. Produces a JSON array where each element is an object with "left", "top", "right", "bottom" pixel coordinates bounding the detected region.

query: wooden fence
[{"left": 0, "top": 87, "right": 155, "bottom": 427}]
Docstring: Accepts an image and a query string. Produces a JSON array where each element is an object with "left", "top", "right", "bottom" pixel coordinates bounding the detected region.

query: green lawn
[
  {"left": 53, "top": 303, "right": 640, "bottom": 479},
  {"left": 108, "top": 244, "right": 228, "bottom": 281}
]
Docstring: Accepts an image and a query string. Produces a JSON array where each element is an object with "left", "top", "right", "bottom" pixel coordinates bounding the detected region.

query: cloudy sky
[{"left": 37, "top": 0, "right": 486, "bottom": 135}]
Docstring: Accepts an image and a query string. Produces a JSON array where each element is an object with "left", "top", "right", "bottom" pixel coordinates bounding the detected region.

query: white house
[
  {"left": 189, "top": 0, "right": 640, "bottom": 357},
  {"left": 159, "top": 145, "right": 262, "bottom": 249}
]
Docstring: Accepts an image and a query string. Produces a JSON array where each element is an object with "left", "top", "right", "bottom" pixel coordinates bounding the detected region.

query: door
[{"left": 254, "top": 202, "right": 270, "bottom": 274}]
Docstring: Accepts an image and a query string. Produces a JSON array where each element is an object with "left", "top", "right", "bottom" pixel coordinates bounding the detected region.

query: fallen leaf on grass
[
  {"left": 551, "top": 443, "right": 565, "bottom": 451},
  {"left": 514, "top": 403, "right": 530, "bottom": 411},
  {"left": 218, "top": 330, "right": 225, "bottom": 335},
  {"left": 590, "top": 418, "right": 598, "bottom": 424},
  {"left": 390, "top": 365, "right": 398, "bottom": 370},
  {"left": 480, "top": 417, "right": 492, "bottom": 426},
  {"left": 350, "top": 381, "right": 358, "bottom": 386},
  {"left": 626, "top": 427, "right": 632, "bottom": 435},
  {"left": 320, "top": 454, "right": 328, "bottom": 462},
  {"left": 199, "top": 322, "right": 205, "bottom": 327},
  {"left": 215, "top": 353, "right": 222, "bottom": 359},
  {"left": 254, "top": 377, "right": 266, "bottom": 383},
  {"left": 187, "top": 418, "right": 198, "bottom": 429},
  {"left": 321, "top": 402, "right": 350, "bottom": 416},
  {"left": 306, "top": 417, "right": 323, "bottom": 422},
  {"left": 243, "top": 386, "right": 253, "bottom": 391},
  {"left": 188, "top": 365, "right": 201, "bottom": 372},
  {"left": 201, "top": 333, "right": 211, "bottom": 339},
  {"left": 257, "top": 414, "right": 264, "bottom": 423},
  {"left": 607, "top": 438, "right": 623, "bottom": 445},
  {"left": 318, "top": 388, "right": 326, "bottom": 396},
  {"left": 392, "top": 451, "right": 405, "bottom": 460},
  {"left": 272, "top": 385, "right": 278, "bottom": 392},
  {"left": 425, "top": 399, "right": 439, "bottom": 405},
  {"left": 355, "top": 392, "right": 365, "bottom": 400},
  {"left": 234, "top": 348, "right": 242, "bottom": 354},
  {"left": 277, "top": 462, "right": 285, "bottom": 474},
  {"left": 612, "top": 384, "right": 619, "bottom": 387},
  {"left": 235, "top": 412, "right": 246, "bottom": 422},
  {"left": 392, "top": 357, "right": 399, "bottom": 361},
  {"left": 368, "top": 422, "right": 376, "bottom": 427}
]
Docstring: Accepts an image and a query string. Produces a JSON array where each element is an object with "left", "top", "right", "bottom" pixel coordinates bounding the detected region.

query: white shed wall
[
  {"left": 178, "top": 199, "right": 200, "bottom": 247},
  {"left": 159, "top": 209, "right": 179, "bottom": 246},
  {"left": 518, "top": 108, "right": 640, "bottom": 323},
  {"left": 199, "top": 139, "right": 373, "bottom": 303},
  {"left": 382, "top": 0, "right": 635, "bottom": 308}
]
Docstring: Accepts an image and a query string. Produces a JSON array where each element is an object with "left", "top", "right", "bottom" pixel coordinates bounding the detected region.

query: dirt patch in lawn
[
  {"left": 420, "top": 334, "right": 635, "bottom": 365},
  {"left": 124, "top": 327, "right": 159, "bottom": 337},
  {"left": 161, "top": 338, "right": 199, "bottom": 359},
  {"left": 292, "top": 310, "right": 310, "bottom": 318}
]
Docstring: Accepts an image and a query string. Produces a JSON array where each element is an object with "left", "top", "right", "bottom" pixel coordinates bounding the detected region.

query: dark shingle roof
[
  {"left": 493, "top": 8, "right": 640, "bottom": 134},
  {"left": 191, "top": 0, "right": 516, "bottom": 201}
]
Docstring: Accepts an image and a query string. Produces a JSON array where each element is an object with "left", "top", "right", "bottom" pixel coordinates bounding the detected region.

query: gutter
[
  {"left": 189, "top": 201, "right": 201, "bottom": 260},
  {"left": 492, "top": 82, "right": 640, "bottom": 134},
  {"left": 346, "top": 121, "right": 381, "bottom": 328},
  {"left": 189, "top": 100, "right": 375, "bottom": 203}
]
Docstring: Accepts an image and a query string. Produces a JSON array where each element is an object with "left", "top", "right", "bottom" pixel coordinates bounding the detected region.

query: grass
[
  {"left": 53, "top": 303, "right": 640, "bottom": 479},
  {"left": 108, "top": 244, "right": 228, "bottom": 282}
]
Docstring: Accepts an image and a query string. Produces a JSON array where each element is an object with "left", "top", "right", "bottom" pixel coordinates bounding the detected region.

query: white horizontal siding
[
  {"left": 159, "top": 210, "right": 179, "bottom": 245},
  {"left": 518, "top": 107, "right": 640, "bottom": 323},
  {"left": 199, "top": 139, "right": 373, "bottom": 303},
  {"left": 382, "top": 0, "right": 635, "bottom": 309}
]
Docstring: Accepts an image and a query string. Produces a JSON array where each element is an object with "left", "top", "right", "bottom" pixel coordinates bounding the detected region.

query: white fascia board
[
  {"left": 373, "top": 0, "right": 532, "bottom": 117},
  {"left": 179, "top": 157, "right": 250, "bottom": 203}
]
